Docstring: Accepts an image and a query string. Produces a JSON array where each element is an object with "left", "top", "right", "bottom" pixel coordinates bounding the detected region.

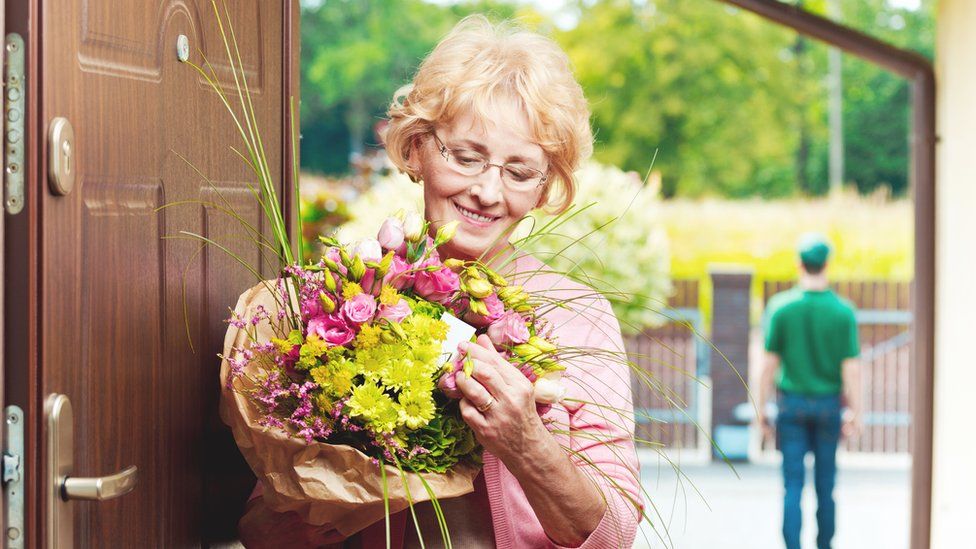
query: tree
[
  {"left": 299, "top": 0, "right": 519, "bottom": 175},
  {"left": 557, "top": 0, "right": 807, "bottom": 198}
]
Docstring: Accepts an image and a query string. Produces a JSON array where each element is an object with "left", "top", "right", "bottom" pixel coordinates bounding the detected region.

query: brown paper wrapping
[{"left": 219, "top": 281, "right": 480, "bottom": 537}]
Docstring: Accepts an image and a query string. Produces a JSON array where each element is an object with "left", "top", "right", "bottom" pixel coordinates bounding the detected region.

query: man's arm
[
  {"left": 841, "top": 357, "right": 863, "bottom": 438},
  {"left": 756, "top": 351, "right": 781, "bottom": 441}
]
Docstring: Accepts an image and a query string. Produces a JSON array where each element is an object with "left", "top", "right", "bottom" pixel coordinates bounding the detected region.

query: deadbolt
[{"left": 47, "top": 117, "right": 75, "bottom": 196}]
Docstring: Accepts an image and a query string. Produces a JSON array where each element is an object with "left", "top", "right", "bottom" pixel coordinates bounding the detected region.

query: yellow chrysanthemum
[
  {"left": 346, "top": 383, "right": 397, "bottom": 432},
  {"left": 355, "top": 324, "right": 383, "bottom": 350},
  {"left": 271, "top": 337, "right": 295, "bottom": 355},
  {"left": 379, "top": 285, "right": 401, "bottom": 307},
  {"left": 341, "top": 281, "right": 364, "bottom": 300},
  {"left": 396, "top": 391, "right": 436, "bottom": 430},
  {"left": 299, "top": 334, "right": 329, "bottom": 369},
  {"left": 380, "top": 358, "right": 419, "bottom": 392},
  {"left": 354, "top": 347, "right": 387, "bottom": 382}
]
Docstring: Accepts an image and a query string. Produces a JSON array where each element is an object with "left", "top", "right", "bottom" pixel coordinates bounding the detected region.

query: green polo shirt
[{"left": 764, "top": 287, "right": 860, "bottom": 395}]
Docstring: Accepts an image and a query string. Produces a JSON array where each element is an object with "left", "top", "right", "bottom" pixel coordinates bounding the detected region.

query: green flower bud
[
  {"left": 319, "top": 291, "right": 336, "bottom": 313},
  {"left": 338, "top": 247, "right": 353, "bottom": 269},
  {"left": 378, "top": 251, "right": 395, "bottom": 277},
  {"left": 444, "top": 258, "right": 465, "bottom": 272},
  {"left": 497, "top": 285, "right": 523, "bottom": 301},
  {"left": 349, "top": 256, "right": 366, "bottom": 281},
  {"left": 528, "top": 336, "right": 557, "bottom": 354},
  {"left": 466, "top": 278, "right": 494, "bottom": 299},
  {"left": 513, "top": 343, "right": 542, "bottom": 360},
  {"left": 322, "top": 272, "right": 337, "bottom": 292},
  {"left": 485, "top": 269, "right": 507, "bottom": 287},
  {"left": 434, "top": 220, "right": 459, "bottom": 246},
  {"left": 468, "top": 298, "right": 489, "bottom": 316}
]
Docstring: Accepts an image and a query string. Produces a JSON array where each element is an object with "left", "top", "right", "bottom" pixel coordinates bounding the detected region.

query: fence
[
  {"left": 625, "top": 279, "right": 711, "bottom": 459},
  {"left": 625, "top": 278, "right": 912, "bottom": 459}
]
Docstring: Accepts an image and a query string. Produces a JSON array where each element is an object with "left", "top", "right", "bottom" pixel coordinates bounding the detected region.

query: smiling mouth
[{"left": 453, "top": 202, "right": 500, "bottom": 224}]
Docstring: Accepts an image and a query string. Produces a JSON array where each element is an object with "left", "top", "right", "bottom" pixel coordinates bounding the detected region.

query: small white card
[{"left": 440, "top": 312, "right": 476, "bottom": 363}]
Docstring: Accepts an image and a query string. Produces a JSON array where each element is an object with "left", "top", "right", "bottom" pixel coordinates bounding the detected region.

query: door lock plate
[
  {"left": 4, "top": 33, "right": 26, "bottom": 214},
  {"left": 3, "top": 406, "right": 25, "bottom": 549}
]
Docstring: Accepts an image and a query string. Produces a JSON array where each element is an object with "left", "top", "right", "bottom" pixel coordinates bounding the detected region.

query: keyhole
[{"left": 62, "top": 140, "right": 72, "bottom": 175}]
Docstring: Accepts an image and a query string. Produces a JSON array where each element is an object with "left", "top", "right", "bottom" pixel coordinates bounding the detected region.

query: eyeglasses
[{"left": 431, "top": 132, "right": 548, "bottom": 192}]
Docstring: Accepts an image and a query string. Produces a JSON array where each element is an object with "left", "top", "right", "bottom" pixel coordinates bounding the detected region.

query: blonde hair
[{"left": 382, "top": 15, "right": 592, "bottom": 214}]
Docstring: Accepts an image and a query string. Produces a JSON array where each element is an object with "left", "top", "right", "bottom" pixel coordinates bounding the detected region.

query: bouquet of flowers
[{"left": 219, "top": 212, "right": 569, "bottom": 535}]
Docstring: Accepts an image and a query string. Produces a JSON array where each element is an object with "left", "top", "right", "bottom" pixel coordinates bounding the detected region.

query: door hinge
[
  {"left": 3, "top": 33, "right": 26, "bottom": 215},
  {"left": 3, "top": 406, "right": 24, "bottom": 549}
]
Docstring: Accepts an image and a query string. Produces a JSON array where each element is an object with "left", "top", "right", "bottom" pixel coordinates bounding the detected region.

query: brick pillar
[{"left": 709, "top": 268, "right": 752, "bottom": 460}]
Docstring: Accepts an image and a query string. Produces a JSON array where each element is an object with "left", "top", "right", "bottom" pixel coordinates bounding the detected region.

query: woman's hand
[{"left": 454, "top": 334, "right": 552, "bottom": 465}]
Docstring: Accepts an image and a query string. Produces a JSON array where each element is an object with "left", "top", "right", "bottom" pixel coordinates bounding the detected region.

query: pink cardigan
[{"left": 247, "top": 256, "right": 644, "bottom": 548}]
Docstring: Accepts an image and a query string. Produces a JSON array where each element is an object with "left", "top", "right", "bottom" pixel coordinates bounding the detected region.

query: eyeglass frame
[{"left": 429, "top": 131, "right": 549, "bottom": 191}]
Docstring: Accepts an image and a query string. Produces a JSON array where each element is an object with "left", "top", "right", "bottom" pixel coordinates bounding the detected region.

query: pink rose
[
  {"left": 341, "top": 293, "right": 377, "bottom": 324},
  {"left": 487, "top": 311, "right": 531, "bottom": 348},
  {"left": 377, "top": 217, "right": 405, "bottom": 250},
  {"left": 307, "top": 314, "right": 356, "bottom": 347},
  {"left": 383, "top": 255, "right": 415, "bottom": 290},
  {"left": 413, "top": 266, "right": 459, "bottom": 304},
  {"left": 465, "top": 293, "right": 505, "bottom": 327},
  {"left": 360, "top": 268, "right": 378, "bottom": 296},
  {"left": 351, "top": 238, "right": 383, "bottom": 263},
  {"left": 376, "top": 298, "right": 412, "bottom": 323}
]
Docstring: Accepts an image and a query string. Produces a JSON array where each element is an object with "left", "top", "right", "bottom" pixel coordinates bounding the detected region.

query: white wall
[{"left": 931, "top": 1, "right": 976, "bottom": 546}]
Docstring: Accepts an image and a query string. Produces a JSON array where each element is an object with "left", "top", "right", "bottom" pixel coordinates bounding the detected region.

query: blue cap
[{"left": 797, "top": 233, "right": 831, "bottom": 268}]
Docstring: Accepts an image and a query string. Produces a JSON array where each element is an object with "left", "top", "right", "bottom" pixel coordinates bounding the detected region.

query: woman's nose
[{"left": 469, "top": 166, "right": 504, "bottom": 206}]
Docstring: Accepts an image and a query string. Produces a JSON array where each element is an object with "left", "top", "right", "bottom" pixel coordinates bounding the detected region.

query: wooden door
[{"left": 35, "top": 1, "right": 297, "bottom": 546}]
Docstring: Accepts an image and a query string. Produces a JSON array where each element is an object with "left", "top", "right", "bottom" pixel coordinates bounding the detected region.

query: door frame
[{"left": 713, "top": 2, "right": 936, "bottom": 548}]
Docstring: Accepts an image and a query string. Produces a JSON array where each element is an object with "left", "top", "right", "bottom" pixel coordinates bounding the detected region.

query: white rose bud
[
  {"left": 533, "top": 373, "right": 567, "bottom": 405},
  {"left": 403, "top": 212, "right": 424, "bottom": 242},
  {"left": 351, "top": 238, "right": 383, "bottom": 263}
]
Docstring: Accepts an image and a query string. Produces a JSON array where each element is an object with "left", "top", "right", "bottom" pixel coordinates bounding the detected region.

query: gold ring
[{"left": 476, "top": 396, "right": 495, "bottom": 413}]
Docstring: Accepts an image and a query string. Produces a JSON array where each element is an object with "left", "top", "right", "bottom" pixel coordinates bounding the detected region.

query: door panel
[{"left": 40, "top": 1, "right": 289, "bottom": 545}]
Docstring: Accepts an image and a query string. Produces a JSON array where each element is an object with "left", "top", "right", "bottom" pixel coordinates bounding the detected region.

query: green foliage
[
  {"left": 298, "top": 0, "right": 935, "bottom": 198},
  {"left": 837, "top": 0, "right": 935, "bottom": 197},
  {"left": 299, "top": 0, "right": 519, "bottom": 174},
  {"left": 558, "top": 0, "right": 806, "bottom": 198}
]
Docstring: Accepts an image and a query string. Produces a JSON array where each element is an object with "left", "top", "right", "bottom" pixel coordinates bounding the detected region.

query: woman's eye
[
  {"left": 454, "top": 155, "right": 483, "bottom": 167},
  {"left": 505, "top": 166, "right": 535, "bottom": 182}
]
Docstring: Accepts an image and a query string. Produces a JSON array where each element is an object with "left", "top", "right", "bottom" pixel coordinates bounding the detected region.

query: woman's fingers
[
  {"left": 455, "top": 368, "right": 495, "bottom": 404},
  {"left": 458, "top": 394, "right": 491, "bottom": 430},
  {"left": 461, "top": 339, "right": 519, "bottom": 385}
]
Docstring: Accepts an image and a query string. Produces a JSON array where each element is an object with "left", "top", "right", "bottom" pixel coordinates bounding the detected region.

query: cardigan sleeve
[{"left": 546, "top": 295, "right": 644, "bottom": 548}]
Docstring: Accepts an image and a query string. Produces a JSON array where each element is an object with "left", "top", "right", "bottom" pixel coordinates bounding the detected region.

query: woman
[{"left": 241, "top": 15, "right": 642, "bottom": 548}]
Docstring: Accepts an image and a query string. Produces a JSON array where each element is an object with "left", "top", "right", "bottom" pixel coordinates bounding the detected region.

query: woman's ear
[
  {"left": 405, "top": 136, "right": 424, "bottom": 183},
  {"left": 534, "top": 184, "right": 550, "bottom": 210}
]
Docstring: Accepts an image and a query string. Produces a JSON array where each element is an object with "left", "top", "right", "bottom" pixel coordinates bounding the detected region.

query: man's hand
[
  {"left": 757, "top": 412, "right": 775, "bottom": 443},
  {"left": 842, "top": 408, "right": 863, "bottom": 439}
]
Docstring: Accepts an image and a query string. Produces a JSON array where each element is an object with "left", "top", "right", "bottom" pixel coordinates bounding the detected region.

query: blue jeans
[{"left": 777, "top": 392, "right": 841, "bottom": 549}]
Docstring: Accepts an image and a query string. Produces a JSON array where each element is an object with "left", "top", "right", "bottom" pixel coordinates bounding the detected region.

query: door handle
[
  {"left": 45, "top": 394, "right": 138, "bottom": 548},
  {"left": 62, "top": 465, "right": 138, "bottom": 501}
]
